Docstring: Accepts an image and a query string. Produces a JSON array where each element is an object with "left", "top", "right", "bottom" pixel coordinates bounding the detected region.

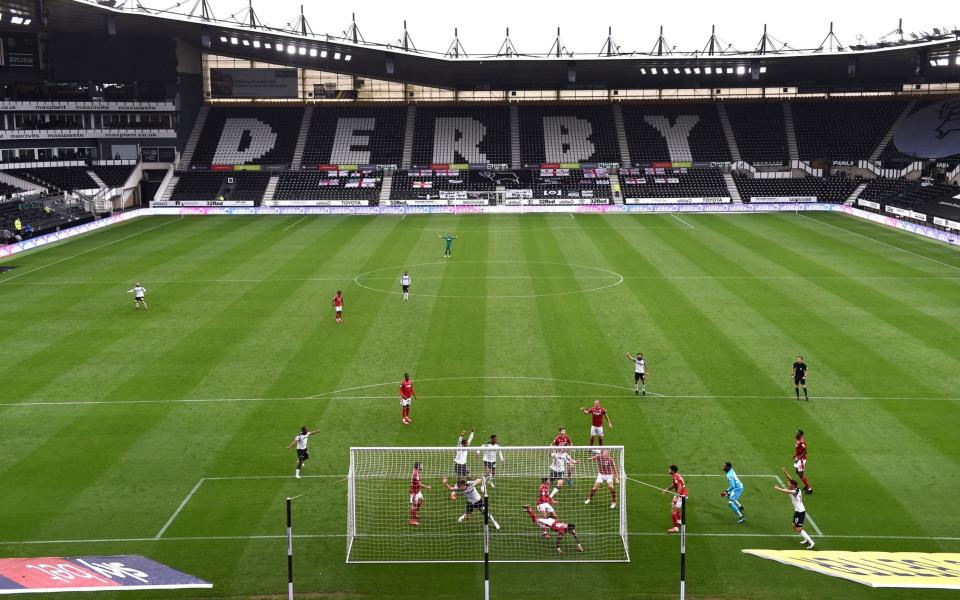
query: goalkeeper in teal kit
[
  {"left": 440, "top": 233, "right": 457, "bottom": 258},
  {"left": 722, "top": 462, "right": 745, "bottom": 523}
]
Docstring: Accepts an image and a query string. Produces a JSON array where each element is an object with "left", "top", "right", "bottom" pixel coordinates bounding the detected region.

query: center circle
[{"left": 353, "top": 260, "right": 623, "bottom": 298}]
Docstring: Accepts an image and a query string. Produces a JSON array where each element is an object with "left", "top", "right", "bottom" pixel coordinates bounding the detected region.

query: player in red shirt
[
  {"left": 664, "top": 464, "right": 689, "bottom": 533},
  {"left": 581, "top": 400, "right": 612, "bottom": 445},
  {"left": 399, "top": 373, "right": 416, "bottom": 425},
  {"left": 332, "top": 290, "right": 344, "bottom": 323},
  {"left": 584, "top": 449, "right": 619, "bottom": 508},
  {"left": 793, "top": 430, "right": 813, "bottom": 494},
  {"left": 523, "top": 505, "right": 583, "bottom": 553},
  {"left": 408, "top": 462, "right": 432, "bottom": 526},
  {"left": 536, "top": 478, "right": 557, "bottom": 517}
]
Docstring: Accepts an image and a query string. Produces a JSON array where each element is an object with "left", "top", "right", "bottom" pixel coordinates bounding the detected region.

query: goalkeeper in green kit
[{"left": 440, "top": 233, "right": 457, "bottom": 258}]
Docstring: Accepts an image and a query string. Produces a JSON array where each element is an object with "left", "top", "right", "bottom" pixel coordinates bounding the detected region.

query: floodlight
[
  {"left": 334, "top": 52, "right": 341, "bottom": 60},
  {"left": 736, "top": 65, "right": 746, "bottom": 74},
  {"left": 309, "top": 48, "right": 317, "bottom": 57},
  {"left": 230, "top": 37, "right": 238, "bottom": 45}
]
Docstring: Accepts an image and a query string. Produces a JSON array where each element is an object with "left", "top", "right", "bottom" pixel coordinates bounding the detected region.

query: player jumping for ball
[
  {"left": 584, "top": 449, "right": 619, "bottom": 509},
  {"left": 722, "top": 462, "right": 746, "bottom": 523},
  {"left": 408, "top": 462, "right": 432, "bottom": 526},
  {"left": 477, "top": 435, "right": 505, "bottom": 487},
  {"left": 548, "top": 446, "right": 578, "bottom": 497},
  {"left": 332, "top": 290, "right": 344, "bottom": 323},
  {"left": 400, "top": 271, "right": 411, "bottom": 301},
  {"left": 773, "top": 468, "right": 815, "bottom": 549},
  {"left": 581, "top": 400, "right": 612, "bottom": 445},
  {"left": 523, "top": 505, "right": 583, "bottom": 553},
  {"left": 453, "top": 427, "right": 475, "bottom": 478},
  {"left": 792, "top": 356, "right": 809, "bottom": 401},
  {"left": 443, "top": 477, "right": 500, "bottom": 529},
  {"left": 664, "top": 465, "right": 688, "bottom": 533},
  {"left": 399, "top": 373, "right": 416, "bottom": 425},
  {"left": 127, "top": 283, "right": 148, "bottom": 310},
  {"left": 794, "top": 430, "right": 813, "bottom": 494},
  {"left": 286, "top": 426, "right": 319, "bottom": 479},
  {"left": 625, "top": 351, "right": 647, "bottom": 395}
]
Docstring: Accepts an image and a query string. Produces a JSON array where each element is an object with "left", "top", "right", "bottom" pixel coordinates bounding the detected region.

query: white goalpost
[{"left": 346, "top": 446, "right": 628, "bottom": 563}]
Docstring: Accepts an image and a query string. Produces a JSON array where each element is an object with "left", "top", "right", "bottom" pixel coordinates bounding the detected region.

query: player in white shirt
[
  {"left": 400, "top": 271, "right": 411, "bottom": 301},
  {"left": 477, "top": 435, "right": 505, "bottom": 488},
  {"left": 286, "top": 426, "right": 319, "bottom": 479},
  {"left": 127, "top": 283, "right": 148, "bottom": 310},
  {"left": 774, "top": 467, "right": 816, "bottom": 549},
  {"left": 453, "top": 427, "right": 475, "bottom": 478},
  {"left": 548, "top": 448, "right": 579, "bottom": 497},
  {"left": 625, "top": 351, "right": 647, "bottom": 395},
  {"left": 442, "top": 477, "right": 500, "bottom": 529}
]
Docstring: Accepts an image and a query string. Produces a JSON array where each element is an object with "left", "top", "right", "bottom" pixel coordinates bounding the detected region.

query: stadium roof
[{"left": 45, "top": 0, "right": 960, "bottom": 92}]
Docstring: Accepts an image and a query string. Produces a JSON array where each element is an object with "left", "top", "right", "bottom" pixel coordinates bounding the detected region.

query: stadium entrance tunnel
[{"left": 353, "top": 260, "right": 623, "bottom": 299}]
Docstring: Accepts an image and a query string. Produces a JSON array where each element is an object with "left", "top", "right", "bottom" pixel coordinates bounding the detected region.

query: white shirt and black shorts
[
  {"left": 462, "top": 482, "right": 483, "bottom": 513},
  {"left": 294, "top": 434, "right": 310, "bottom": 462},
  {"left": 480, "top": 444, "right": 502, "bottom": 475},
  {"left": 634, "top": 357, "right": 646, "bottom": 383},
  {"left": 789, "top": 488, "right": 806, "bottom": 526},
  {"left": 548, "top": 451, "right": 570, "bottom": 484},
  {"left": 401, "top": 274, "right": 411, "bottom": 294}
]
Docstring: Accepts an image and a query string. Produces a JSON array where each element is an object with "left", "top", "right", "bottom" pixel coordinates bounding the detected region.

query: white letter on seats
[
  {"left": 331, "top": 117, "right": 375, "bottom": 164},
  {"left": 212, "top": 118, "right": 277, "bottom": 165},
  {"left": 433, "top": 117, "right": 488, "bottom": 164},
  {"left": 543, "top": 116, "right": 595, "bottom": 163},
  {"left": 643, "top": 115, "right": 699, "bottom": 162}
]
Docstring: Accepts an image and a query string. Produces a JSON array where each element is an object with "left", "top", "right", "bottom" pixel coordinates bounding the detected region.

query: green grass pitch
[{"left": 0, "top": 211, "right": 958, "bottom": 599}]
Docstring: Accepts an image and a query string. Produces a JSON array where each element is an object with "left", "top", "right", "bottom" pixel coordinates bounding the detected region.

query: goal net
[{"left": 347, "top": 446, "right": 628, "bottom": 563}]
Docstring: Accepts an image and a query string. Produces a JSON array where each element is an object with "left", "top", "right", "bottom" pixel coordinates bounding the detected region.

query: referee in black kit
[{"left": 792, "top": 356, "right": 809, "bottom": 401}]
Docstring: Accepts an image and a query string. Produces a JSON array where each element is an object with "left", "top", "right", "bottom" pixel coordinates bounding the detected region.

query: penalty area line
[{"left": 670, "top": 213, "right": 696, "bottom": 229}]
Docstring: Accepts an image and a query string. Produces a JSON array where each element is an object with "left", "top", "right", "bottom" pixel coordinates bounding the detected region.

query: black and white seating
[
  {"left": 301, "top": 105, "right": 405, "bottom": 167},
  {"left": 191, "top": 107, "right": 302, "bottom": 167},
  {"left": 519, "top": 104, "right": 620, "bottom": 164},
  {"left": 621, "top": 103, "right": 730, "bottom": 162},
  {"left": 411, "top": 105, "right": 511, "bottom": 165}
]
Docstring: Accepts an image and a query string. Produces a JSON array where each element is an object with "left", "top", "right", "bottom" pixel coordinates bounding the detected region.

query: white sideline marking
[
  {"left": 0, "top": 219, "right": 177, "bottom": 284},
  {"left": 281, "top": 216, "right": 309, "bottom": 231},
  {"left": 4, "top": 274, "right": 959, "bottom": 286},
  {"left": 670, "top": 213, "right": 696, "bottom": 229},
  {"left": 154, "top": 478, "right": 204, "bottom": 539},
  {"left": 774, "top": 474, "right": 823, "bottom": 536},
  {"left": 4, "top": 393, "right": 957, "bottom": 408},
  {"left": 798, "top": 214, "right": 960, "bottom": 274}
]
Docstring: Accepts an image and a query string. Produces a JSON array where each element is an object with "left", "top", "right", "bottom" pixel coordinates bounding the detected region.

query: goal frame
[{"left": 345, "top": 445, "right": 628, "bottom": 564}]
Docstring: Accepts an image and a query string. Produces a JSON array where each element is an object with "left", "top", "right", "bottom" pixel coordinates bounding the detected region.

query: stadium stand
[
  {"left": 792, "top": 99, "right": 904, "bottom": 160},
  {"left": 858, "top": 178, "right": 917, "bottom": 203},
  {"left": 410, "top": 105, "right": 511, "bottom": 166},
  {"left": 300, "top": 105, "right": 406, "bottom": 167},
  {"left": 91, "top": 165, "right": 135, "bottom": 188},
  {"left": 724, "top": 101, "right": 790, "bottom": 164},
  {"left": 620, "top": 167, "right": 728, "bottom": 201},
  {"left": 732, "top": 173, "right": 859, "bottom": 203},
  {"left": 620, "top": 102, "right": 731, "bottom": 162},
  {"left": 0, "top": 182, "right": 25, "bottom": 199},
  {"left": 390, "top": 168, "right": 524, "bottom": 201},
  {"left": 0, "top": 198, "right": 92, "bottom": 235},
  {"left": 190, "top": 107, "right": 303, "bottom": 167},
  {"left": 8, "top": 167, "right": 98, "bottom": 192},
  {"left": 531, "top": 167, "right": 611, "bottom": 202},
  {"left": 274, "top": 170, "right": 382, "bottom": 203},
  {"left": 169, "top": 171, "right": 270, "bottom": 203},
  {"left": 519, "top": 104, "right": 620, "bottom": 164}
]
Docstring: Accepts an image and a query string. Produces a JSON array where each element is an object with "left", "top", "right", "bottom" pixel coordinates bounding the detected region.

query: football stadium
[{"left": 0, "top": 0, "right": 959, "bottom": 597}]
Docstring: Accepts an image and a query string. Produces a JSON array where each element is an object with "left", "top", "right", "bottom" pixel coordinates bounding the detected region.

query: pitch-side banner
[
  {"left": 743, "top": 550, "right": 960, "bottom": 589},
  {"left": 210, "top": 68, "right": 298, "bottom": 99},
  {"left": 0, "top": 555, "right": 211, "bottom": 594}
]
